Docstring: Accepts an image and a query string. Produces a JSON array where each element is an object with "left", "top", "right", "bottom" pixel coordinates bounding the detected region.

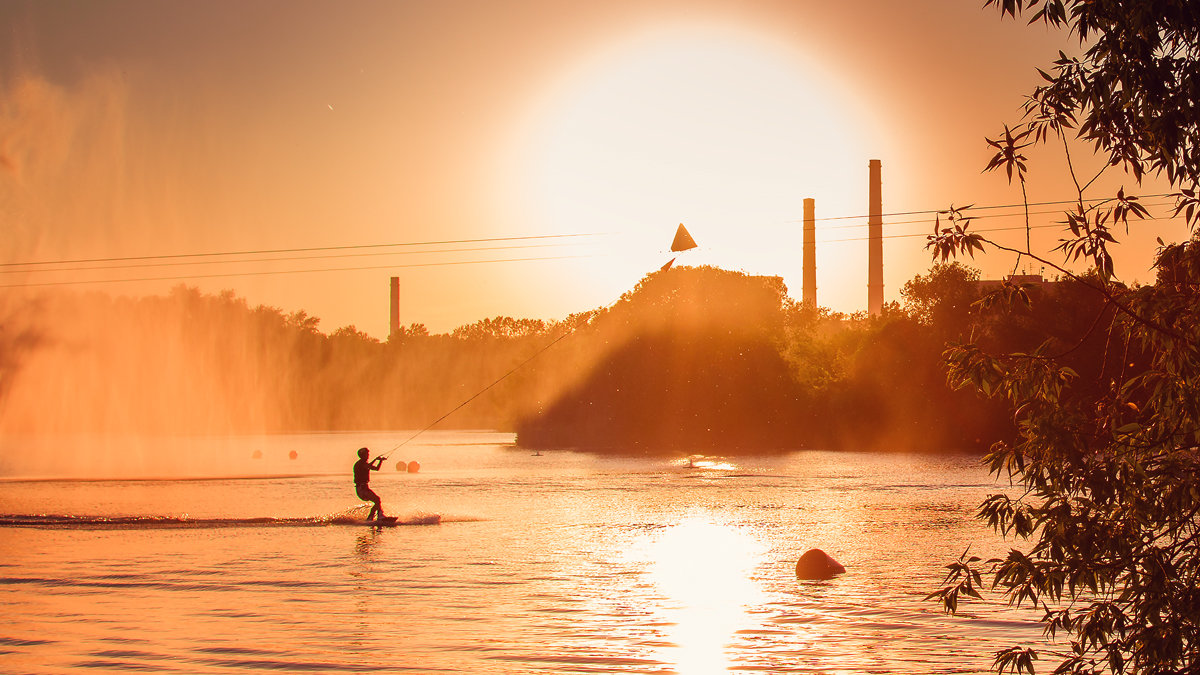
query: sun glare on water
[
  {"left": 628, "top": 517, "right": 769, "bottom": 673},
  {"left": 505, "top": 23, "right": 884, "bottom": 311}
]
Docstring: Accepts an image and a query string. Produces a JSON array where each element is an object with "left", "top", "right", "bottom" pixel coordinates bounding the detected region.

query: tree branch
[{"left": 977, "top": 238, "right": 1189, "bottom": 343}]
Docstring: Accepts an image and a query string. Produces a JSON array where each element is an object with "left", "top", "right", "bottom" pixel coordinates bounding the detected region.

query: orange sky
[{"left": 0, "top": 0, "right": 1190, "bottom": 336}]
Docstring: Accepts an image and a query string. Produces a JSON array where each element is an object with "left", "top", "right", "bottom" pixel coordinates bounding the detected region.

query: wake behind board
[
  {"left": 0, "top": 513, "right": 443, "bottom": 529},
  {"left": 358, "top": 513, "right": 442, "bottom": 526}
]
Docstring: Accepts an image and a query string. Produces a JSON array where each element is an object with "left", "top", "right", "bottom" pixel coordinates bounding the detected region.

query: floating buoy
[
  {"left": 396, "top": 461, "right": 405, "bottom": 472},
  {"left": 406, "top": 460, "right": 420, "bottom": 474},
  {"left": 795, "top": 548, "right": 845, "bottom": 580},
  {"left": 288, "top": 450, "right": 298, "bottom": 460},
  {"left": 251, "top": 450, "right": 263, "bottom": 459}
]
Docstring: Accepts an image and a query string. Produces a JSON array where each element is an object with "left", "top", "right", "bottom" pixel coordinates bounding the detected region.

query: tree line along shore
[{"left": 0, "top": 263, "right": 1135, "bottom": 452}]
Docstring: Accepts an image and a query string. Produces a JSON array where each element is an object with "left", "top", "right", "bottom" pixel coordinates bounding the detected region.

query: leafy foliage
[
  {"left": 900, "top": 262, "right": 981, "bottom": 328},
  {"left": 987, "top": 0, "right": 1200, "bottom": 190},
  {"left": 931, "top": 243, "right": 1200, "bottom": 674},
  {"left": 514, "top": 266, "right": 810, "bottom": 451},
  {"left": 927, "top": 2, "right": 1200, "bottom": 672},
  {"left": 518, "top": 266, "right": 1017, "bottom": 453}
]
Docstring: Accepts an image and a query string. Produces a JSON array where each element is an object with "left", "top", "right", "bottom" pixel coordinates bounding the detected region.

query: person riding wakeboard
[{"left": 353, "top": 447, "right": 387, "bottom": 522}]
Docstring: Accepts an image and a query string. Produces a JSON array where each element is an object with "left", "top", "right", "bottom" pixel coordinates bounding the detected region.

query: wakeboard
[{"left": 360, "top": 514, "right": 442, "bottom": 526}]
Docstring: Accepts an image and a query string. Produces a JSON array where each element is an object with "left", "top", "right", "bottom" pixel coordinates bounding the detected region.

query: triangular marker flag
[{"left": 670, "top": 223, "right": 698, "bottom": 252}]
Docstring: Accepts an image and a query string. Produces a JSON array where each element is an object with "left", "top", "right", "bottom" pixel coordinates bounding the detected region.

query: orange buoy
[
  {"left": 406, "top": 460, "right": 420, "bottom": 474},
  {"left": 795, "top": 548, "right": 845, "bottom": 579},
  {"left": 288, "top": 450, "right": 298, "bottom": 460}
]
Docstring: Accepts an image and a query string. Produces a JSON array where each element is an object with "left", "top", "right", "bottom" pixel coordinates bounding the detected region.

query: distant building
[
  {"left": 975, "top": 273, "right": 1053, "bottom": 294},
  {"left": 389, "top": 276, "right": 400, "bottom": 339},
  {"left": 803, "top": 197, "right": 816, "bottom": 308},
  {"left": 867, "top": 160, "right": 883, "bottom": 317}
]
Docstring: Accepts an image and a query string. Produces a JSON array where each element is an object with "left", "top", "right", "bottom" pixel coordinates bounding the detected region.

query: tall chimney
[
  {"left": 868, "top": 159, "right": 883, "bottom": 317},
  {"left": 389, "top": 276, "right": 400, "bottom": 339},
  {"left": 803, "top": 197, "right": 816, "bottom": 308}
]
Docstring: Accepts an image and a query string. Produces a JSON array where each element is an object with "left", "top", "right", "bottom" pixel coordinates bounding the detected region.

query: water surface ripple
[{"left": 1, "top": 432, "right": 1042, "bottom": 674}]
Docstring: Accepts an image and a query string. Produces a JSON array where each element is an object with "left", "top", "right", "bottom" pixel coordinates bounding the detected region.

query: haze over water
[
  {"left": 6, "top": 2, "right": 1177, "bottom": 672},
  {"left": 1, "top": 432, "right": 1042, "bottom": 674}
]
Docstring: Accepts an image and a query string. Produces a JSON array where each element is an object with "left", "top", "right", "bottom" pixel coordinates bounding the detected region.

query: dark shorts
[{"left": 355, "top": 485, "right": 380, "bottom": 503}]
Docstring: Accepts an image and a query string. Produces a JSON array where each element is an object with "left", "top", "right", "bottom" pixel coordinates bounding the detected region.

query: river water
[{"left": 0, "top": 431, "right": 1042, "bottom": 674}]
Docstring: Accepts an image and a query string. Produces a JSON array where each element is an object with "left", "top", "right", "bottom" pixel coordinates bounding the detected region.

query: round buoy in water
[
  {"left": 288, "top": 450, "right": 298, "bottom": 460},
  {"left": 406, "top": 460, "right": 420, "bottom": 474},
  {"left": 396, "top": 461, "right": 405, "bottom": 472},
  {"left": 251, "top": 450, "right": 263, "bottom": 459},
  {"left": 795, "top": 548, "right": 845, "bottom": 580}
]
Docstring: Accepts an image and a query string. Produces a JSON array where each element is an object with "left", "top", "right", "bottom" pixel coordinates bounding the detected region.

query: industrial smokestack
[
  {"left": 868, "top": 159, "right": 883, "bottom": 317},
  {"left": 803, "top": 198, "right": 816, "bottom": 308},
  {"left": 389, "top": 276, "right": 400, "bottom": 339}
]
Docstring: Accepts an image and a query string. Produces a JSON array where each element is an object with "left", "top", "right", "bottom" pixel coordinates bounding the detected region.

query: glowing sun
[{"left": 504, "top": 23, "right": 885, "bottom": 311}]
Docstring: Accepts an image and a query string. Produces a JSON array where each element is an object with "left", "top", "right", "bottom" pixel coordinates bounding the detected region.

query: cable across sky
[
  {"left": 0, "top": 232, "right": 609, "bottom": 269},
  {"left": 0, "top": 254, "right": 606, "bottom": 290},
  {"left": 0, "top": 193, "right": 1187, "bottom": 289}
]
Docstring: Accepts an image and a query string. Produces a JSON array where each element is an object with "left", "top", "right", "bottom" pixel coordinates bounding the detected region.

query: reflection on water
[
  {"left": 680, "top": 456, "right": 739, "bottom": 471},
  {"left": 0, "top": 432, "right": 1044, "bottom": 674},
  {"left": 354, "top": 529, "right": 381, "bottom": 559},
  {"left": 637, "top": 518, "right": 767, "bottom": 673}
]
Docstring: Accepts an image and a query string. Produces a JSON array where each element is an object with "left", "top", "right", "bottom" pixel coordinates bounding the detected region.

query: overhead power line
[
  {"left": 8, "top": 208, "right": 1181, "bottom": 289},
  {"left": 817, "top": 200, "right": 1177, "bottom": 232},
  {"left": 0, "top": 254, "right": 608, "bottom": 290},
  {"left": 0, "top": 232, "right": 608, "bottom": 269},
  {"left": 0, "top": 242, "right": 579, "bottom": 276},
  {"left": 0, "top": 192, "right": 1186, "bottom": 289},
  {"left": 818, "top": 210, "right": 1187, "bottom": 244},
  {"left": 795, "top": 193, "right": 1177, "bottom": 225},
  {"left": 3, "top": 193, "right": 1181, "bottom": 271}
]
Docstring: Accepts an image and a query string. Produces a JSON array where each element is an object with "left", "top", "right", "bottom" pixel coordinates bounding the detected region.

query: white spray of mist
[{"left": 0, "top": 67, "right": 290, "bottom": 478}]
